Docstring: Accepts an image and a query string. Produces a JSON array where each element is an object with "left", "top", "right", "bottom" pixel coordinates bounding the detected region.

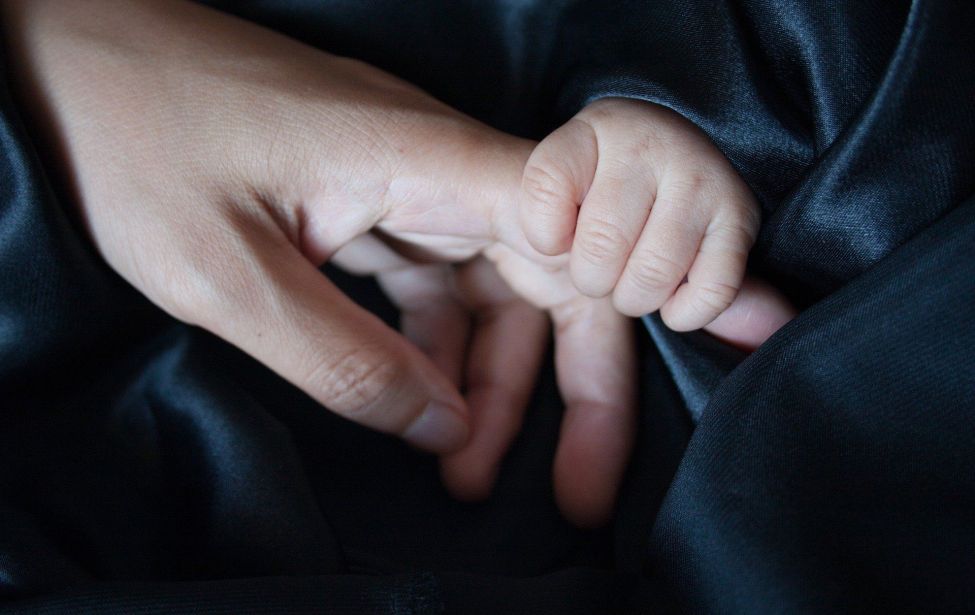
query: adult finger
[
  {"left": 173, "top": 225, "right": 470, "bottom": 454},
  {"left": 440, "top": 258, "right": 549, "bottom": 501},
  {"left": 334, "top": 235, "right": 473, "bottom": 390},
  {"left": 377, "top": 264, "right": 471, "bottom": 388},
  {"left": 549, "top": 296, "right": 637, "bottom": 528}
]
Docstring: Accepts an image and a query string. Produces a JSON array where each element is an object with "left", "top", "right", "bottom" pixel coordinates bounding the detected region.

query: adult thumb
[{"left": 177, "top": 229, "right": 470, "bottom": 453}]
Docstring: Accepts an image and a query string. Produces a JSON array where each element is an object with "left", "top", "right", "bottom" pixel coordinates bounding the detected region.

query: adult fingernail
[{"left": 403, "top": 400, "right": 469, "bottom": 453}]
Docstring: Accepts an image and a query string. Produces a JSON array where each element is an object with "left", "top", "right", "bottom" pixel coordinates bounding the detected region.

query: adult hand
[
  {"left": 335, "top": 236, "right": 794, "bottom": 526},
  {"left": 2, "top": 0, "right": 794, "bottom": 526},
  {"left": 0, "top": 0, "right": 520, "bottom": 452}
]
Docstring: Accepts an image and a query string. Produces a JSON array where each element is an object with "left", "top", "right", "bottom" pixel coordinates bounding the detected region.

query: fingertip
[
  {"left": 403, "top": 399, "right": 471, "bottom": 454},
  {"left": 437, "top": 386, "right": 526, "bottom": 502},
  {"left": 703, "top": 276, "right": 797, "bottom": 351},
  {"left": 568, "top": 257, "right": 617, "bottom": 299},
  {"left": 659, "top": 300, "right": 715, "bottom": 332},
  {"left": 554, "top": 477, "right": 616, "bottom": 529},
  {"left": 659, "top": 278, "right": 741, "bottom": 333},
  {"left": 439, "top": 450, "right": 499, "bottom": 502},
  {"left": 552, "top": 403, "right": 633, "bottom": 529},
  {"left": 523, "top": 222, "right": 573, "bottom": 257},
  {"left": 519, "top": 178, "right": 577, "bottom": 257},
  {"left": 611, "top": 286, "right": 657, "bottom": 319}
]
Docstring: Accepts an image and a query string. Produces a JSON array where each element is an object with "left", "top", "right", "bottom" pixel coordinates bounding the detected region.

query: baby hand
[{"left": 520, "top": 98, "right": 760, "bottom": 330}]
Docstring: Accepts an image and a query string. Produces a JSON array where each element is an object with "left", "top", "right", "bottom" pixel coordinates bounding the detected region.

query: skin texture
[{"left": 1, "top": 0, "right": 795, "bottom": 526}]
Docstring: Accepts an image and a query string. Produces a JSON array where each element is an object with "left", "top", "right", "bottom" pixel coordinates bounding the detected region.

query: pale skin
[{"left": 1, "top": 0, "right": 795, "bottom": 526}]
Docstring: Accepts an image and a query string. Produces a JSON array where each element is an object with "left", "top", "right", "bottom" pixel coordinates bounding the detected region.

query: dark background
[{"left": 1, "top": 1, "right": 973, "bottom": 612}]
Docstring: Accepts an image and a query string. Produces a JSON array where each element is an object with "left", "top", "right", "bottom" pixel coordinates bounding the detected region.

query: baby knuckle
[
  {"left": 670, "top": 170, "right": 712, "bottom": 197},
  {"left": 577, "top": 220, "right": 630, "bottom": 264},
  {"left": 709, "top": 221, "right": 757, "bottom": 254},
  {"left": 693, "top": 280, "right": 739, "bottom": 314},
  {"left": 737, "top": 207, "right": 762, "bottom": 243},
  {"left": 659, "top": 308, "right": 690, "bottom": 331},
  {"left": 735, "top": 197, "right": 762, "bottom": 237},
  {"left": 613, "top": 291, "right": 655, "bottom": 317},
  {"left": 628, "top": 252, "right": 683, "bottom": 291},
  {"left": 656, "top": 187, "right": 699, "bottom": 215},
  {"left": 522, "top": 163, "right": 568, "bottom": 213}
]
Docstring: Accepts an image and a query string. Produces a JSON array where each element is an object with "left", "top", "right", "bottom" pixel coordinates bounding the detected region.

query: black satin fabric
[{"left": 1, "top": 1, "right": 973, "bottom": 613}]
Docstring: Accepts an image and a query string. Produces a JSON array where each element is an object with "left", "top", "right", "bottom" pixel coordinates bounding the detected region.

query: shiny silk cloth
[{"left": 1, "top": 1, "right": 972, "bottom": 613}]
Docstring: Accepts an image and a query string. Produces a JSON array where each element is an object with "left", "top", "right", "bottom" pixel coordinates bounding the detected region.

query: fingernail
[{"left": 403, "top": 401, "right": 469, "bottom": 453}]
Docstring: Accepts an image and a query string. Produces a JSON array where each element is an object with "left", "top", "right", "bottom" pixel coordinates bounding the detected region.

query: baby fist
[{"left": 520, "top": 98, "right": 760, "bottom": 331}]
